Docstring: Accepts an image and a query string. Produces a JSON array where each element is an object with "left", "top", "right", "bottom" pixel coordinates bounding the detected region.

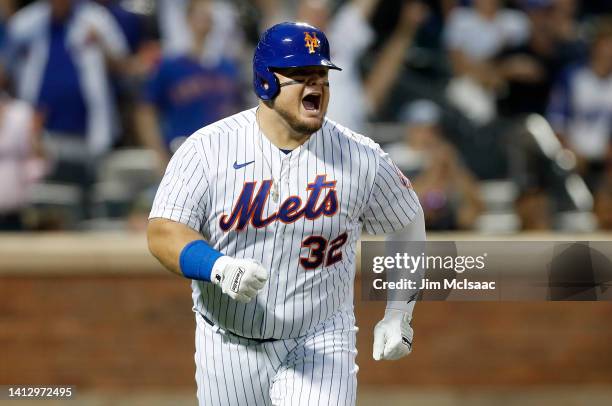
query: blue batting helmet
[{"left": 253, "top": 22, "right": 342, "bottom": 101}]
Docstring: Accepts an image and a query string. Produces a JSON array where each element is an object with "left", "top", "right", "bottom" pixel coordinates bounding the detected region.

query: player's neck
[{"left": 256, "top": 103, "right": 311, "bottom": 150}]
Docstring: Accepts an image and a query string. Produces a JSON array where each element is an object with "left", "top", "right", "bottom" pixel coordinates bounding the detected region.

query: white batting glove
[
  {"left": 211, "top": 257, "right": 268, "bottom": 303},
  {"left": 373, "top": 309, "right": 413, "bottom": 361}
]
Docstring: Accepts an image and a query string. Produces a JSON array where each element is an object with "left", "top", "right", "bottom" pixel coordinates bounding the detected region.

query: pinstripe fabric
[
  {"left": 150, "top": 107, "right": 422, "bottom": 404},
  {"left": 195, "top": 310, "right": 357, "bottom": 406}
]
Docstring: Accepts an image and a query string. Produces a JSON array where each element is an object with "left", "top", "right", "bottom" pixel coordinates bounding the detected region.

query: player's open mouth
[{"left": 302, "top": 93, "right": 321, "bottom": 111}]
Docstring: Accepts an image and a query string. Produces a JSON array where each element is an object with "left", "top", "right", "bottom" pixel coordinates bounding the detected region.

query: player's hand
[
  {"left": 211, "top": 257, "right": 268, "bottom": 303},
  {"left": 373, "top": 309, "right": 413, "bottom": 361}
]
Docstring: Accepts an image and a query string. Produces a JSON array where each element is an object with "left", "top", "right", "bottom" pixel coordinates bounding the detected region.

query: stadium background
[{"left": 1, "top": 0, "right": 612, "bottom": 404}]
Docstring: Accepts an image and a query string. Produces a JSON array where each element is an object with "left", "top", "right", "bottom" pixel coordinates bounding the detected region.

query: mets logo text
[
  {"left": 304, "top": 32, "right": 320, "bottom": 54},
  {"left": 220, "top": 175, "right": 338, "bottom": 231}
]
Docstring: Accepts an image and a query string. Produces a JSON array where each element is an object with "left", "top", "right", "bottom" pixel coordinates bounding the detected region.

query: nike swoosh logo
[{"left": 233, "top": 160, "right": 255, "bottom": 170}]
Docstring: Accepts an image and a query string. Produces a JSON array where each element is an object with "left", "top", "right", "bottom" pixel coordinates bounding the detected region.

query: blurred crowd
[{"left": 0, "top": 0, "right": 611, "bottom": 233}]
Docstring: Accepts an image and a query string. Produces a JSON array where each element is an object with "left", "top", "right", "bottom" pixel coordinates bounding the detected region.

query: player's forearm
[
  {"left": 385, "top": 205, "right": 426, "bottom": 317},
  {"left": 147, "top": 218, "right": 268, "bottom": 302},
  {"left": 147, "top": 218, "right": 205, "bottom": 276}
]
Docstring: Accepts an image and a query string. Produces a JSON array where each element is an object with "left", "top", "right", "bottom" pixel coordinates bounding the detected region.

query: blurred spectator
[
  {"left": 388, "top": 99, "right": 483, "bottom": 230},
  {"left": 408, "top": 0, "right": 457, "bottom": 50},
  {"left": 444, "top": 0, "right": 530, "bottom": 124},
  {"left": 387, "top": 98, "right": 441, "bottom": 174},
  {"left": 4, "top": 0, "right": 129, "bottom": 182},
  {"left": 552, "top": 0, "right": 579, "bottom": 42},
  {"left": 293, "top": 0, "right": 427, "bottom": 132},
  {"left": 495, "top": 0, "right": 582, "bottom": 117},
  {"left": 0, "top": 0, "right": 16, "bottom": 51},
  {"left": 546, "top": 19, "right": 612, "bottom": 188},
  {"left": 363, "top": 1, "right": 429, "bottom": 119},
  {"left": 94, "top": 0, "right": 144, "bottom": 54},
  {"left": 412, "top": 138, "right": 483, "bottom": 231},
  {"left": 594, "top": 164, "right": 612, "bottom": 230},
  {"left": 92, "top": 0, "right": 158, "bottom": 149},
  {"left": 157, "top": 0, "right": 244, "bottom": 66},
  {"left": 136, "top": 0, "right": 243, "bottom": 172},
  {"left": 126, "top": 186, "right": 156, "bottom": 232},
  {"left": 0, "top": 91, "right": 46, "bottom": 230},
  {"left": 515, "top": 187, "right": 553, "bottom": 230},
  {"left": 579, "top": 0, "right": 612, "bottom": 17}
]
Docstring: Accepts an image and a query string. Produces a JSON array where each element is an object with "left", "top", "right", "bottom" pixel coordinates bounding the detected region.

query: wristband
[{"left": 179, "top": 240, "right": 224, "bottom": 282}]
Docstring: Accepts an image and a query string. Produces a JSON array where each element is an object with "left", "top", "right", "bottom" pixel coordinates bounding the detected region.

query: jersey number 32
[{"left": 300, "top": 232, "right": 348, "bottom": 270}]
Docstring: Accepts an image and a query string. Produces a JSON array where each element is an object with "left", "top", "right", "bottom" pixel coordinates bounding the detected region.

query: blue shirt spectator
[
  {"left": 136, "top": 0, "right": 244, "bottom": 174},
  {"left": 4, "top": 0, "right": 129, "bottom": 157},
  {"left": 143, "top": 54, "right": 242, "bottom": 151},
  {"left": 157, "top": 0, "right": 244, "bottom": 65},
  {"left": 38, "top": 14, "right": 88, "bottom": 135},
  {"left": 0, "top": 1, "right": 17, "bottom": 70},
  {"left": 95, "top": 0, "right": 143, "bottom": 53}
]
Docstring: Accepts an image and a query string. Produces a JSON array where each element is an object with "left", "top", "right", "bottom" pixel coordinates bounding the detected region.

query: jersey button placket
[
  {"left": 266, "top": 148, "right": 281, "bottom": 206},
  {"left": 278, "top": 156, "right": 291, "bottom": 201}
]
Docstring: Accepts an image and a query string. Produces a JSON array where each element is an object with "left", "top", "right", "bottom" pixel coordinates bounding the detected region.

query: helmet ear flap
[{"left": 255, "top": 68, "right": 280, "bottom": 101}]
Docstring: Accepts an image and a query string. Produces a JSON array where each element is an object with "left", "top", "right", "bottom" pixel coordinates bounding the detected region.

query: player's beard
[{"left": 273, "top": 102, "right": 324, "bottom": 137}]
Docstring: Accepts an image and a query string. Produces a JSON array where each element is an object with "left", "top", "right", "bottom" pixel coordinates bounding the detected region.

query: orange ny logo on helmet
[{"left": 304, "top": 32, "right": 320, "bottom": 54}]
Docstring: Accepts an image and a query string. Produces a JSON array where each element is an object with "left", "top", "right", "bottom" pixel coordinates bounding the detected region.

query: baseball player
[{"left": 147, "top": 21, "right": 425, "bottom": 406}]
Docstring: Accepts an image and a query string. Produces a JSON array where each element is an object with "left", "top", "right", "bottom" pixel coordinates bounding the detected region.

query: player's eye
[{"left": 290, "top": 73, "right": 309, "bottom": 80}]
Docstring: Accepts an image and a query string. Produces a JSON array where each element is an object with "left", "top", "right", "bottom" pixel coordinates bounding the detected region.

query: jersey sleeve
[
  {"left": 361, "top": 146, "right": 422, "bottom": 235},
  {"left": 149, "top": 137, "right": 210, "bottom": 231}
]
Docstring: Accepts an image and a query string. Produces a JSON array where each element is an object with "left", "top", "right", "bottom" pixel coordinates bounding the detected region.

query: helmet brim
[{"left": 268, "top": 57, "right": 342, "bottom": 71}]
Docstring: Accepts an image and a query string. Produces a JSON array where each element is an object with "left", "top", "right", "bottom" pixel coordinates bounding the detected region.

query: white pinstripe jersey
[{"left": 150, "top": 107, "right": 421, "bottom": 340}]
